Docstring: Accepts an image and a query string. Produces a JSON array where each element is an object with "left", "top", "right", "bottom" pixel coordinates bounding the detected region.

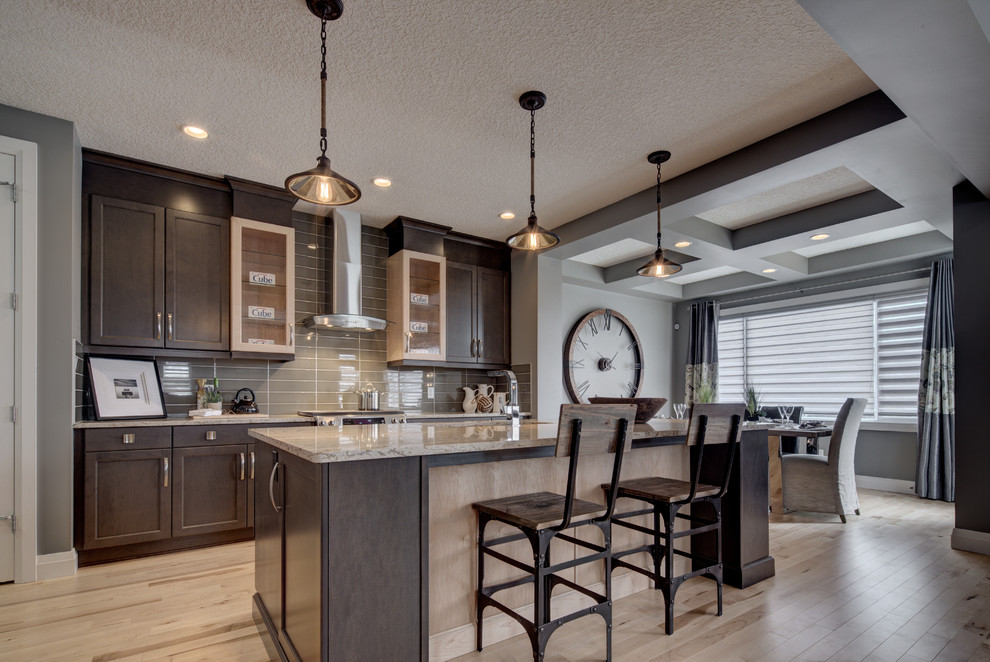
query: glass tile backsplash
[{"left": 76, "top": 217, "right": 529, "bottom": 419}]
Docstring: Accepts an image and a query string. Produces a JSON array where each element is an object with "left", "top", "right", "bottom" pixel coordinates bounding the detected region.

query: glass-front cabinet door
[
  {"left": 387, "top": 250, "right": 445, "bottom": 363},
  {"left": 230, "top": 217, "right": 295, "bottom": 356}
]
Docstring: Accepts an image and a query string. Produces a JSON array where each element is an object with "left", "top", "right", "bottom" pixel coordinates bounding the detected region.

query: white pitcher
[
  {"left": 461, "top": 386, "right": 478, "bottom": 413},
  {"left": 476, "top": 384, "right": 495, "bottom": 399}
]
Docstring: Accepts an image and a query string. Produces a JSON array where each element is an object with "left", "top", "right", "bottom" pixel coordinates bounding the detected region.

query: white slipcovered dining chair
[{"left": 781, "top": 397, "right": 867, "bottom": 523}]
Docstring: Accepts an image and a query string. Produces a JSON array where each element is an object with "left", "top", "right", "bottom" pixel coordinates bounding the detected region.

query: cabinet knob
[
  {"left": 122, "top": 433, "right": 136, "bottom": 444},
  {"left": 205, "top": 430, "right": 217, "bottom": 441}
]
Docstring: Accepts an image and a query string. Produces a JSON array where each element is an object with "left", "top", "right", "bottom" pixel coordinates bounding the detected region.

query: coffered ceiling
[{"left": 1, "top": 0, "right": 985, "bottom": 301}]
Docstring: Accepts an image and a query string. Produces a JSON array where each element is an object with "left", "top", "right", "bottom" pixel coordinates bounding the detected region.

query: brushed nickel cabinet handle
[
  {"left": 240, "top": 452, "right": 246, "bottom": 481},
  {"left": 167, "top": 312, "right": 174, "bottom": 340},
  {"left": 405, "top": 332, "right": 411, "bottom": 353},
  {"left": 268, "top": 461, "right": 281, "bottom": 512},
  {"left": 478, "top": 338, "right": 484, "bottom": 357},
  {"left": 471, "top": 339, "right": 476, "bottom": 357},
  {"left": 162, "top": 457, "right": 169, "bottom": 488},
  {"left": 122, "top": 433, "right": 136, "bottom": 444},
  {"left": 156, "top": 312, "right": 162, "bottom": 340},
  {"left": 289, "top": 323, "right": 294, "bottom": 347},
  {"left": 205, "top": 430, "right": 217, "bottom": 441},
  {"left": 250, "top": 451, "right": 255, "bottom": 480}
]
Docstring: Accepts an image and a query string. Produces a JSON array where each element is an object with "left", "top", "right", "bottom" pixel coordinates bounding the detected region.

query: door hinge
[
  {"left": 0, "top": 181, "right": 14, "bottom": 203},
  {"left": 10, "top": 293, "right": 16, "bottom": 311},
  {"left": 0, "top": 514, "right": 14, "bottom": 533}
]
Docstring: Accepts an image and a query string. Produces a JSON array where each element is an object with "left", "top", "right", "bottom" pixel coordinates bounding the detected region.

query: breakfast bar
[{"left": 248, "top": 419, "right": 773, "bottom": 662}]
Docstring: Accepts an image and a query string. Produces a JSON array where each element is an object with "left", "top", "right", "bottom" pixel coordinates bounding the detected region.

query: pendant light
[
  {"left": 285, "top": 0, "right": 361, "bottom": 206},
  {"left": 506, "top": 91, "right": 560, "bottom": 250},
  {"left": 637, "top": 150, "right": 682, "bottom": 277}
]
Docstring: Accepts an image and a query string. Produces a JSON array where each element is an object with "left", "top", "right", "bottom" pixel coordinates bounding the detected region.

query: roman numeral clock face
[{"left": 563, "top": 308, "right": 644, "bottom": 403}]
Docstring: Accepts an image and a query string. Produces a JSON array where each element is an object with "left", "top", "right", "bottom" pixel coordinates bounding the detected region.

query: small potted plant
[
  {"left": 693, "top": 377, "right": 717, "bottom": 404},
  {"left": 203, "top": 386, "right": 223, "bottom": 411},
  {"left": 743, "top": 382, "right": 766, "bottom": 421}
]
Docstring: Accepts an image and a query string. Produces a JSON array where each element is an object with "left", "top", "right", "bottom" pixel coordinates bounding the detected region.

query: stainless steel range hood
[{"left": 302, "top": 209, "right": 388, "bottom": 332}]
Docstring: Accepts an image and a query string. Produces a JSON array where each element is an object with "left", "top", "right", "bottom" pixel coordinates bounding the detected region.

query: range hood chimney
[{"left": 302, "top": 209, "right": 388, "bottom": 332}]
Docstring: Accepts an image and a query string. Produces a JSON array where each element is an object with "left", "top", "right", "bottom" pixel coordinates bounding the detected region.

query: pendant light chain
[
  {"left": 529, "top": 107, "right": 537, "bottom": 220},
  {"left": 319, "top": 17, "right": 328, "bottom": 157},
  {"left": 655, "top": 158, "right": 663, "bottom": 246}
]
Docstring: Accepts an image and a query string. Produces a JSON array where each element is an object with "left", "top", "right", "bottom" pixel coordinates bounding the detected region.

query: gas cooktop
[{"left": 298, "top": 410, "right": 406, "bottom": 426}]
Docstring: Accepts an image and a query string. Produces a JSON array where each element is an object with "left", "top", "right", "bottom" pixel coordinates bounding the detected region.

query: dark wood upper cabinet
[
  {"left": 88, "top": 196, "right": 229, "bottom": 351},
  {"left": 89, "top": 196, "right": 165, "bottom": 347},
  {"left": 445, "top": 261, "right": 477, "bottom": 363},
  {"left": 446, "top": 262, "right": 510, "bottom": 366},
  {"left": 165, "top": 210, "right": 230, "bottom": 351}
]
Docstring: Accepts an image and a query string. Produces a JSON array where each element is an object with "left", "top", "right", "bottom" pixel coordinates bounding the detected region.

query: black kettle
[{"left": 232, "top": 388, "right": 259, "bottom": 414}]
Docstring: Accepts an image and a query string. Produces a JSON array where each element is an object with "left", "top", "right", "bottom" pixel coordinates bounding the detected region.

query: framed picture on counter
[{"left": 86, "top": 355, "right": 167, "bottom": 420}]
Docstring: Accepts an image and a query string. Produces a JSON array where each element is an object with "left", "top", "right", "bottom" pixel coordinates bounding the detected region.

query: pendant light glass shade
[
  {"left": 286, "top": 3, "right": 360, "bottom": 207},
  {"left": 285, "top": 156, "right": 361, "bottom": 205},
  {"left": 637, "top": 246, "right": 683, "bottom": 277},
  {"left": 507, "top": 215, "right": 559, "bottom": 250},
  {"left": 638, "top": 150, "right": 681, "bottom": 278},
  {"left": 506, "top": 91, "right": 559, "bottom": 250}
]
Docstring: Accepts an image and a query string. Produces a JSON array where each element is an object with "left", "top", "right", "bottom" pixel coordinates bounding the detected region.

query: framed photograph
[{"left": 86, "top": 355, "right": 167, "bottom": 420}]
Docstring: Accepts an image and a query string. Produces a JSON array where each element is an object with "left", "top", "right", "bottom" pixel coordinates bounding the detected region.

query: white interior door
[{"left": 0, "top": 151, "right": 15, "bottom": 583}]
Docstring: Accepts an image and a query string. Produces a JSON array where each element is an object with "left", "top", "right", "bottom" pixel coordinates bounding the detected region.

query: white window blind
[{"left": 717, "top": 289, "right": 926, "bottom": 421}]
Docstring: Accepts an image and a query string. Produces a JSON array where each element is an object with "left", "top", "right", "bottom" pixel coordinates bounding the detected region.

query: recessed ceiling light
[
  {"left": 182, "top": 125, "right": 208, "bottom": 139},
  {"left": 810, "top": 233, "right": 830, "bottom": 241},
  {"left": 762, "top": 268, "right": 777, "bottom": 273},
  {"left": 674, "top": 241, "right": 691, "bottom": 248},
  {"left": 499, "top": 211, "right": 516, "bottom": 220},
  {"left": 372, "top": 177, "right": 392, "bottom": 188}
]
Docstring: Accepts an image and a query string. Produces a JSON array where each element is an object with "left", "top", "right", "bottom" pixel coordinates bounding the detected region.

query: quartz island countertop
[{"left": 247, "top": 419, "right": 773, "bottom": 463}]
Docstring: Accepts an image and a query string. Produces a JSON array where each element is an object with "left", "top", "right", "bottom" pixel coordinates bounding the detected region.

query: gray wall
[
  {"left": 854, "top": 430, "right": 916, "bottom": 482},
  {"left": 952, "top": 182, "right": 990, "bottom": 537},
  {"left": 560, "top": 283, "right": 675, "bottom": 415},
  {"left": 1, "top": 104, "right": 81, "bottom": 555}
]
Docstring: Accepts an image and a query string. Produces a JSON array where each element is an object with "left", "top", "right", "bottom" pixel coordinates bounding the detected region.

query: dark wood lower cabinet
[
  {"left": 172, "top": 444, "right": 250, "bottom": 537},
  {"left": 76, "top": 424, "right": 305, "bottom": 566},
  {"left": 254, "top": 442, "right": 426, "bottom": 662},
  {"left": 83, "top": 449, "right": 171, "bottom": 549}
]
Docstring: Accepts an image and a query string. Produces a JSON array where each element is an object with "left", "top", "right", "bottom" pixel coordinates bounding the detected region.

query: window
[{"left": 717, "top": 290, "right": 927, "bottom": 420}]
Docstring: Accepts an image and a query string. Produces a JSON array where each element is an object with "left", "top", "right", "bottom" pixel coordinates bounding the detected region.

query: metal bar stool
[
  {"left": 604, "top": 403, "right": 744, "bottom": 635},
  {"left": 472, "top": 404, "right": 636, "bottom": 662}
]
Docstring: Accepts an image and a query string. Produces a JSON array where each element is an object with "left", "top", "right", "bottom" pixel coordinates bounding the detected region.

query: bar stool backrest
[
  {"left": 553, "top": 403, "right": 636, "bottom": 529},
  {"left": 555, "top": 404, "right": 637, "bottom": 457},
  {"left": 684, "top": 402, "right": 746, "bottom": 504}
]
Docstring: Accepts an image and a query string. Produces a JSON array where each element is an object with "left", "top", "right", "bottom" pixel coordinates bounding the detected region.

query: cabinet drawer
[
  {"left": 173, "top": 425, "right": 248, "bottom": 447},
  {"left": 85, "top": 427, "right": 171, "bottom": 452},
  {"left": 172, "top": 422, "right": 311, "bottom": 447}
]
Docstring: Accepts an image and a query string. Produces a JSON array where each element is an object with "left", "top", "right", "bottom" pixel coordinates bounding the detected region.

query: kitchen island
[{"left": 248, "top": 419, "right": 773, "bottom": 662}]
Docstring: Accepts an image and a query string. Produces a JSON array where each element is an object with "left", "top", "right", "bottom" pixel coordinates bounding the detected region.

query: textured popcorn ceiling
[
  {"left": 793, "top": 220, "right": 936, "bottom": 258},
  {"left": 570, "top": 238, "right": 657, "bottom": 268},
  {"left": 0, "top": 0, "right": 876, "bottom": 241},
  {"left": 697, "top": 166, "right": 875, "bottom": 230}
]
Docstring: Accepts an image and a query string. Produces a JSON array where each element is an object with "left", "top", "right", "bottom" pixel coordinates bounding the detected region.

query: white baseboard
[
  {"left": 35, "top": 549, "right": 77, "bottom": 581},
  {"left": 429, "top": 571, "right": 650, "bottom": 662},
  {"left": 856, "top": 475, "right": 915, "bottom": 495},
  {"left": 951, "top": 528, "right": 990, "bottom": 556}
]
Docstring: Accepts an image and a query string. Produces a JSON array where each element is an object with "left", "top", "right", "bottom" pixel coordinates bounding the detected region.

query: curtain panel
[
  {"left": 685, "top": 301, "right": 719, "bottom": 404},
  {"left": 916, "top": 258, "right": 955, "bottom": 502}
]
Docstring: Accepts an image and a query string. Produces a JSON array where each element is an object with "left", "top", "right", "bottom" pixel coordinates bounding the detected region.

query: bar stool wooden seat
[
  {"left": 472, "top": 404, "right": 636, "bottom": 662},
  {"left": 604, "top": 403, "right": 744, "bottom": 635}
]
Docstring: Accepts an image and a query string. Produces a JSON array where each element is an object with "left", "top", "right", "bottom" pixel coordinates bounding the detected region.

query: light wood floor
[{"left": 1, "top": 490, "right": 986, "bottom": 662}]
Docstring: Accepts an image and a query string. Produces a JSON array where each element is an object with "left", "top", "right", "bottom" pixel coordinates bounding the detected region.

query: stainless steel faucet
[{"left": 488, "top": 369, "right": 519, "bottom": 427}]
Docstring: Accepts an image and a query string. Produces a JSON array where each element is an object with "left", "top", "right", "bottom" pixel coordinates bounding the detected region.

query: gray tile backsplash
[{"left": 76, "top": 215, "right": 529, "bottom": 419}]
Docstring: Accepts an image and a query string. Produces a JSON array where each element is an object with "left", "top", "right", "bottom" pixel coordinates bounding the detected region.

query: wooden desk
[{"left": 767, "top": 426, "right": 833, "bottom": 517}]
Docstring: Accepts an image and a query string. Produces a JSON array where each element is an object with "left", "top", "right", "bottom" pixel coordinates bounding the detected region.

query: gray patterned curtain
[
  {"left": 685, "top": 301, "right": 719, "bottom": 404},
  {"left": 916, "top": 258, "right": 955, "bottom": 501}
]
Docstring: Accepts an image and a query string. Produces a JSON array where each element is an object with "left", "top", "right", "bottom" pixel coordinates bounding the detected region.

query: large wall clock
[{"left": 563, "top": 308, "right": 644, "bottom": 403}]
